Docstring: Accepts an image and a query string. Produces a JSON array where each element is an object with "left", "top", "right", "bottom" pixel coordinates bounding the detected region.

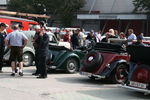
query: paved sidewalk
[{"left": 0, "top": 67, "right": 150, "bottom": 100}]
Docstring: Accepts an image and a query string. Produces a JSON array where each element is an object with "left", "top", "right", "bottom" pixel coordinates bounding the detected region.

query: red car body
[
  {"left": 0, "top": 15, "right": 38, "bottom": 33},
  {"left": 80, "top": 43, "right": 130, "bottom": 84}
]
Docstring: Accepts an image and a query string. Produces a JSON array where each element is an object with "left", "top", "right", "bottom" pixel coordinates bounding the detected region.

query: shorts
[{"left": 9, "top": 46, "right": 23, "bottom": 62}]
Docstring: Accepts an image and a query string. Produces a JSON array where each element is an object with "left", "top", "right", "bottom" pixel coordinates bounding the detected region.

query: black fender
[
  {"left": 100, "top": 59, "right": 128, "bottom": 77},
  {"left": 131, "top": 64, "right": 150, "bottom": 87}
]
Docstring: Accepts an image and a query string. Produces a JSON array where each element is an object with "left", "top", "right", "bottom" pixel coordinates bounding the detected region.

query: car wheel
[
  {"left": 23, "top": 52, "right": 33, "bottom": 67},
  {"left": 66, "top": 58, "right": 78, "bottom": 73},
  {"left": 111, "top": 64, "right": 128, "bottom": 84}
]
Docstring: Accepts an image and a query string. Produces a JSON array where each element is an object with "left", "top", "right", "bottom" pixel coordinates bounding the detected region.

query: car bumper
[
  {"left": 47, "top": 65, "right": 57, "bottom": 69},
  {"left": 79, "top": 71, "right": 105, "bottom": 79},
  {"left": 121, "top": 84, "right": 150, "bottom": 94}
]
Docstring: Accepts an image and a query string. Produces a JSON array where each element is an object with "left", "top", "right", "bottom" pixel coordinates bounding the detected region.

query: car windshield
[{"left": 47, "top": 34, "right": 57, "bottom": 43}]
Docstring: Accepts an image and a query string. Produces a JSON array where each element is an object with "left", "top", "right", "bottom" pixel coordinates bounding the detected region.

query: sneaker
[
  {"left": 11, "top": 73, "right": 15, "bottom": 76},
  {"left": 19, "top": 72, "right": 23, "bottom": 76}
]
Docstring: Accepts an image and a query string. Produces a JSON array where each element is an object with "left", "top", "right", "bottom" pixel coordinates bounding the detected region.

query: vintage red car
[
  {"left": 0, "top": 15, "right": 38, "bottom": 33},
  {"left": 80, "top": 42, "right": 130, "bottom": 84},
  {"left": 122, "top": 44, "right": 150, "bottom": 95}
]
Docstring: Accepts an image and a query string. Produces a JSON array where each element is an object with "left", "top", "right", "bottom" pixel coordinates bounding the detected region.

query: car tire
[
  {"left": 23, "top": 52, "right": 33, "bottom": 67},
  {"left": 83, "top": 51, "right": 102, "bottom": 71},
  {"left": 66, "top": 58, "right": 78, "bottom": 73},
  {"left": 111, "top": 64, "right": 128, "bottom": 84}
]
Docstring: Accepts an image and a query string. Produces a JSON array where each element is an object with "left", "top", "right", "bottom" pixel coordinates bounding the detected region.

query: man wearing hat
[{"left": 0, "top": 23, "right": 8, "bottom": 72}]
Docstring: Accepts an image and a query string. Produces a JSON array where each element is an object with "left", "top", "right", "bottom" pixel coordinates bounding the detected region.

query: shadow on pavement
[
  {"left": 0, "top": 73, "right": 37, "bottom": 79},
  {"left": 77, "top": 89, "right": 150, "bottom": 100},
  {"left": 55, "top": 75, "right": 114, "bottom": 85}
]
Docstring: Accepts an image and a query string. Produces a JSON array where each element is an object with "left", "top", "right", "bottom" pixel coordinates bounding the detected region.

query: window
[
  {"left": 10, "top": 21, "right": 22, "bottom": 29},
  {"left": 29, "top": 24, "right": 37, "bottom": 30},
  {"left": 49, "top": 35, "right": 57, "bottom": 43}
]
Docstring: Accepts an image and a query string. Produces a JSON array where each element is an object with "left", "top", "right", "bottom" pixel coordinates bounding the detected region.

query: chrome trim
[
  {"left": 80, "top": 71, "right": 105, "bottom": 79},
  {"left": 121, "top": 85, "right": 150, "bottom": 94},
  {"left": 48, "top": 66, "right": 57, "bottom": 69}
]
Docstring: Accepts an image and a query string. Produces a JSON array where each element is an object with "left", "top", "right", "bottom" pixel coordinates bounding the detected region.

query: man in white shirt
[
  {"left": 78, "top": 29, "right": 86, "bottom": 47},
  {"left": 127, "top": 29, "right": 137, "bottom": 44},
  {"left": 5, "top": 24, "right": 28, "bottom": 76},
  {"left": 127, "top": 29, "right": 137, "bottom": 40}
]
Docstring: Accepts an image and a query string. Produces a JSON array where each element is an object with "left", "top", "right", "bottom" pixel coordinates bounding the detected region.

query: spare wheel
[{"left": 83, "top": 51, "right": 102, "bottom": 71}]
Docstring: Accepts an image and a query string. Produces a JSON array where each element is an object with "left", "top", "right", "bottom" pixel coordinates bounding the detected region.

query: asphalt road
[{"left": 0, "top": 67, "right": 150, "bottom": 100}]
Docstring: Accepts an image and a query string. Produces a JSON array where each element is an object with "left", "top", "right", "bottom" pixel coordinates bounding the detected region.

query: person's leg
[
  {"left": 42, "top": 56, "right": 47, "bottom": 77},
  {"left": 37, "top": 56, "right": 47, "bottom": 78},
  {"left": 0, "top": 48, "right": 4, "bottom": 72},
  {"left": 18, "top": 62, "right": 23, "bottom": 72},
  {"left": 128, "top": 62, "right": 137, "bottom": 80},
  {"left": 0, "top": 52, "right": 3, "bottom": 71},
  {"left": 33, "top": 51, "right": 40, "bottom": 75},
  {"left": 18, "top": 61, "right": 23, "bottom": 76},
  {"left": 11, "top": 61, "right": 16, "bottom": 76},
  {"left": 9, "top": 47, "right": 16, "bottom": 76},
  {"left": 17, "top": 47, "right": 23, "bottom": 76}
]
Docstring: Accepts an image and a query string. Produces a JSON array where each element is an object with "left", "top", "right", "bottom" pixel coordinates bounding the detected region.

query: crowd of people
[
  {"left": 48, "top": 27, "right": 146, "bottom": 49},
  {"left": 0, "top": 23, "right": 49, "bottom": 79},
  {"left": 0, "top": 21, "right": 148, "bottom": 79}
]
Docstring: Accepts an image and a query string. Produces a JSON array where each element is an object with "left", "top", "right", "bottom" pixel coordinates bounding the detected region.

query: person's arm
[
  {"left": 4, "top": 35, "right": 11, "bottom": 48},
  {"left": 22, "top": 39, "right": 28, "bottom": 48},
  {"left": 22, "top": 33, "right": 28, "bottom": 48},
  {"left": 40, "top": 34, "right": 49, "bottom": 48},
  {"left": 37, "top": 32, "right": 49, "bottom": 49}
]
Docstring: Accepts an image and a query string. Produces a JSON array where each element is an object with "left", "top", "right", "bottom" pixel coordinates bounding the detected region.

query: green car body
[{"left": 47, "top": 45, "right": 85, "bottom": 73}]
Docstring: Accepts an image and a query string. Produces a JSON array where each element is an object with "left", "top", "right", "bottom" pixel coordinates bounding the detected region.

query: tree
[
  {"left": 133, "top": 0, "right": 150, "bottom": 13},
  {"left": 59, "top": 0, "right": 86, "bottom": 27},
  {"left": 8, "top": 0, "right": 86, "bottom": 27}
]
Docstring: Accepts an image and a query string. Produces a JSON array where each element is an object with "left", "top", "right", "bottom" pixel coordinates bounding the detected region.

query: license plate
[
  {"left": 80, "top": 72, "right": 92, "bottom": 76},
  {"left": 129, "top": 81, "right": 147, "bottom": 89}
]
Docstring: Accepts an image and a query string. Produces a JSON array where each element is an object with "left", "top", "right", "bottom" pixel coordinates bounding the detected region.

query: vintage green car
[
  {"left": 4, "top": 31, "right": 71, "bottom": 66},
  {"left": 47, "top": 45, "right": 85, "bottom": 73}
]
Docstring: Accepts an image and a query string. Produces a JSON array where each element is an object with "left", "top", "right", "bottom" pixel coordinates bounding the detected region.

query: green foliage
[
  {"left": 133, "top": 0, "right": 150, "bottom": 13},
  {"left": 8, "top": 0, "right": 86, "bottom": 27}
]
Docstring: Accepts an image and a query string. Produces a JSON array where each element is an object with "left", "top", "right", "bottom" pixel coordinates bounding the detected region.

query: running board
[{"left": 121, "top": 85, "right": 150, "bottom": 95}]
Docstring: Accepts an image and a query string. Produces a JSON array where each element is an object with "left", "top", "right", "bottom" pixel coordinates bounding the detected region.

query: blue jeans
[{"left": 128, "top": 62, "right": 137, "bottom": 80}]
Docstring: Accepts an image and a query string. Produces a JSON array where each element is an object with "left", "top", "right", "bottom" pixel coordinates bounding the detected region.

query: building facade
[
  {"left": 77, "top": 0, "right": 149, "bottom": 36},
  {"left": 0, "top": 0, "right": 9, "bottom": 10}
]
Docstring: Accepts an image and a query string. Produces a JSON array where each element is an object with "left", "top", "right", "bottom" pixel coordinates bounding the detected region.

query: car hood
[{"left": 58, "top": 42, "right": 71, "bottom": 49}]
